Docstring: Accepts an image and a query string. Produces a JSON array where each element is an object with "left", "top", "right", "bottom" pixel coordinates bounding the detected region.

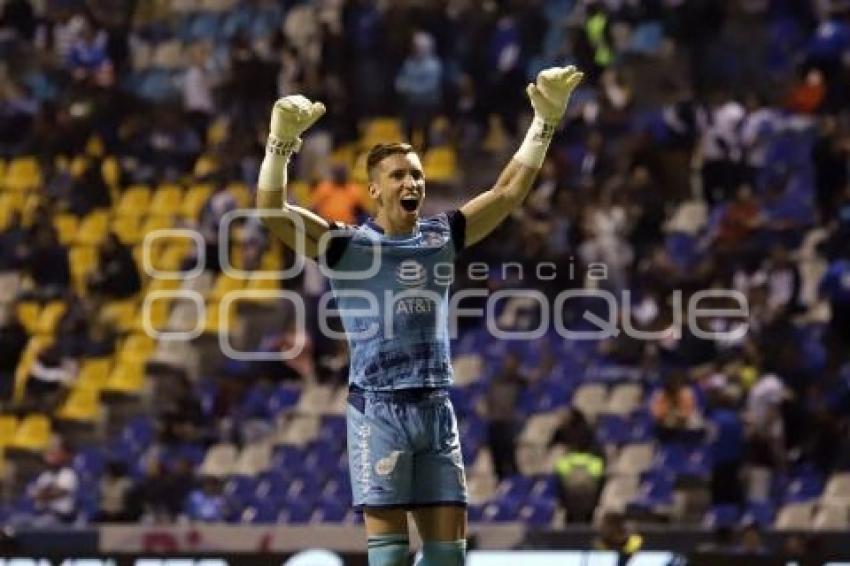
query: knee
[
  {"left": 368, "top": 534, "right": 409, "bottom": 566},
  {"left": 417, "top": 540, "right": 466, "bottom": 566}
]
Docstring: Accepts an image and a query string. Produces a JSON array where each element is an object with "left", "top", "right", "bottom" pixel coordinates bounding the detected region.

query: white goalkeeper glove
[
  {"left": 259, "top": 94, "right": 325, "bottom": 193},
  {"left": 266, "top": 94, "right": 326, "bottom": 157},
  {"left": 515, "top": 66, "right": 583, "bottom": 169}
]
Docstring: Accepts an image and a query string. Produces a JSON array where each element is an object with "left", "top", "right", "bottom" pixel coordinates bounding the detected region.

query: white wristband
[
  {"left": 514, "top": 115, "right": 557, "bottom": 169},
  {"left": 258, "top": 137, "right": 294, "bottom": 193}
]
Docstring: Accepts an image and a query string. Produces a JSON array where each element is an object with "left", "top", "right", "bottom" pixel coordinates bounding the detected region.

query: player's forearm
[
  {"left": 256, "top": 141, "right": 292, "bottom": 208},
  {"left": 492, "top": 158, "right": 539, "bottom": 209}
]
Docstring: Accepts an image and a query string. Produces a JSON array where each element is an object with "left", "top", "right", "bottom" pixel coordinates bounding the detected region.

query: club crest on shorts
[{"left": 375, "top": 450, "right": 402, "bottom": 475}]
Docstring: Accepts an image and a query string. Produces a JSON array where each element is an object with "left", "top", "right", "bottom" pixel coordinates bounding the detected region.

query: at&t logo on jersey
[{"left": 396, "top": 260, "right": 427, "bottom": 288}]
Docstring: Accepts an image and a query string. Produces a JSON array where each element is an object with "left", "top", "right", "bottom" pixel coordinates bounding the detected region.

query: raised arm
[
  {"left": 460, "top": 66, "right": 583, "bottom": 247},
  {"left": 256, "top": 95, "right": 331, "bottom": 258}
]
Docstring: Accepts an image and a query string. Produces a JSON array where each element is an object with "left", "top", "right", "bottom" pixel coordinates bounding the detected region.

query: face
[{"left": 369, "top": 152, "right": 426, "bottom": 227}]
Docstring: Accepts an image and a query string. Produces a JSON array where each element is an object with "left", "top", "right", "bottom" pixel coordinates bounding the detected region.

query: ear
[{"left": 368, "top": 182, "right": 380, "bottom": 201}]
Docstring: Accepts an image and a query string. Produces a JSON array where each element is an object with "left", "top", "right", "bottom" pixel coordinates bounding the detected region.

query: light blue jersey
[{"left": 323, "top": 212, "right": 465, "bottom": 391}]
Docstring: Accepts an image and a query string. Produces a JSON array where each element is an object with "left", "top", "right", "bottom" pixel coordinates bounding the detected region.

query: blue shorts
[{"left": 346, "top": 386, "right": 468, "bottom": 510}]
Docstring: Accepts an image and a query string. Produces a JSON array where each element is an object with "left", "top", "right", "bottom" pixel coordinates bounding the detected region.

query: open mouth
[{"left": 400, "top": 195, "right": 420, "bottom": 213}]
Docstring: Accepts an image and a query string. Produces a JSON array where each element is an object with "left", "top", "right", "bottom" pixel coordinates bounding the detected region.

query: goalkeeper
[{"left": 256, "top": 66, "right": 583, "bottom": 566}]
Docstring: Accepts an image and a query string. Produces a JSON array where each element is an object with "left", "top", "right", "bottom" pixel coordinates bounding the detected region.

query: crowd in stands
[{"left": 0, "top": 0, "right": 849, "bottom": 546}]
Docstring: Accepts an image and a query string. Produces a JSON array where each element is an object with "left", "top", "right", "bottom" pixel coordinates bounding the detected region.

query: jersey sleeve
[
  {"left": 319, "top": 222, "right": 354, "bottom": 269},
  {"left": 445, "top": 209, "right": 466, "bottom": 254}
]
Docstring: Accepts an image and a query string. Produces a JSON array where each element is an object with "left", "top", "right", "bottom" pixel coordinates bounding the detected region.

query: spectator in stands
[
  {"left": 137, "top": 457, "right": 194, "bottom": 523},
  {"left": 593, "top": 512, "right": 643, "bottom": 565},
  {"left": 706, "top": 385, "right": 744, "bottom": 505},
  {"left": 0, "top": 212, "right": 26, "bottom": 271},
  {"left": 23, "top": 343, "right": 75, "bottom": 414},
  {"left": 746, "top": 373, "right": 791, "bottom": 498},
  {"left": 67, "top": 159, "right": 112, "bottom": 217},
  {"left": 185, "top": 476, "right": 230, "bottom": 523},
  {"left": 96, "top": 460, "right": 135, "bottom": 522},
  {"left": 0, "top": 306, "right": 28, "bottom": 406},
  {"left": 551, "top": 409, "right": 604, "bottom": 523},
  {"left": 395, "top": 31, "right": 442, "bottom": 149},
  {"left": 20, "top": 225, "right": 70, "bottom": 297},
  {"left": 87, "top": 232, "right": 141, "bottom": 300},
  {"left": 182, "top": 42, "right": 217, "bottom": 144},
  {"left": 310, "top": 165, "right": 367, "bottom": 225},
  {"left": 0, "top": 75, "right": 38, "bottom": 155},
  {"left": 712, "top": 184, "right": 763, "bottom": 256},
  {"left": 481, "top": 351, "right": 526, "bottom": 480},
  {"left": 820, "top": 244, "right": 850, "bottom": 373},
  {"left": 66, "top": 16, "right": 113, "bottom": 87},
  {"left": 197, "top": 183, "right": 237, "bottom": 273},
  {"left": 649, "top": 370, "right": 701, "bottom": 441},
  {"left": 29, "top": 445, "right": 79, "bottom": 525}
]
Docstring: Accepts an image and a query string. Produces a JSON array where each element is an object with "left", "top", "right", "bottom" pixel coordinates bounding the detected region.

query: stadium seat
[
  {"left": 423, "top": 147, "right": 458, "bottom": 183},
  {"left": 35, "top": 301, "right": 66, "bottom": 335},
  {"left": 4, "top": 156, "right": 41, "bottom": 191},
  {"left": 16, "top": 302, "right": 41, "bottom": 334},
  {"left": 812, "top": 504, "right": 849, "bottom": 530},
  {"left": 56, "top": 386, "right": 102, "bottom": 423},
  {"left": 467, "top": 474, "right": 498, "bottom": 505},
  {"left": 116, "top": 185, "right": 152, "bottom": 217},
  {"left": 452, "top": 354, "right": 484, "bottom": 386},
  {"left": 603, "top": 383, "right": 643, "bottom": 416},
  {"left": 775, "top": 502, "right": 815, "bottom": 530},
  {"left": 233, "top": 440, "right": 272, "bottom": 476},
  {"left": 276, "top": 415, "right": 321, "bottom": 446},
  {"left": 182, "top": 184, "right": 213, "bottom": 220},
  {"left": 111, "top": 215, "right": 142, "bottom": 244},
  {"left": 609, "top": 443, "right": 655, "bottom": 476},
  {"left": 361, "top": 117, "right": 403, "bottom": 147},
  {"left": 118, "top": 333, "right": 156, "bottom": 362},
  {"left": 208, "top": 273, "right": 246, "bottom": 302},
  {"left": 139, "top": 215, "right": 174, "bottom": 239},
  {"left": 9, "top": 414, "right": 51, "bottom": 452},
  {"left": 149, "top": 184, "right": 184, "bottom": 216},
  {"left": 76, "top": 358, "right": 113, "bottom": 391},
  {"left": 53, "top": 213, "right": 79, "bottom": 245},
  {"left": 296, "top": 386, "right": 335, "bottom": 416},
  {"left": 820, "top": 473, "right": 850, "bottom": 507},
  {"left": 519, "top": 411, "right": 565, "bottom": 446},
  {"left": 75, "top": 211, "right": 110, "bottom": 246},
  {"left": 199, "top": 443, "right": 238, "bottom": 477},
  {"left": 226, "top": 182, "right": 251, "bottom": 208},
  {"left": 101, "top": 299, "right": 139, "bottom": 332},
  {"left": 572, "top": 383, "right": 608, "bottom": 422},
  {"left": 102, "top": 360, "right": 145, "bottom": 395},
  {"left": 0, "top": 415, "right": 18, "bottom": 448}
]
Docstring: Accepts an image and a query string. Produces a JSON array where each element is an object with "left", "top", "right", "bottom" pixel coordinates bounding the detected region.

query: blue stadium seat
[
  {"left": 121, "top": 415, "right": 155, "bottom": 453},
  {"left": 530, "top": 475, "right": 559, "bottom": 500},
  {"left": 704, "top": 504, "right": 741, "bottom": 529},
  {"left": 268, "top": 386, "right": 300, "bottom": 416},
  {"left": 225, "top": 476, "right": 259, "bottom": 506},
  {"left": 497, "top": 475, "right": 532, "bottom": 500},
  {"left": 597, "top": 414, "right": 630, "bottom": 446},
  {"left": 73, "top": 446, "right": 107, "bottom": 483},
  {"left": 315, "top": 495, "right": 348, "bottom": 523},
  {"left": 241, "top": 500, "right": 280, "bottom": 524},
  {"left": 742, "top": 501, "right": 776, "bottom": 528},
  {"left": 281, "top": 496, "right": 313, "bottom": 524},
  {"left": 519, "top": 497, "right": 556, "bottom": 526},
  {"left": 272, "top": 445, "right": 306, "bottom": 475},
  {"left": 318, "top": 416, "right": 347, "bottom": 449}
]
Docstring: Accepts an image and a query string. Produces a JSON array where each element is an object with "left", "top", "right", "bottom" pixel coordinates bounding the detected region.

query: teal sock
[
  {"left": 368, "top": 534, "right": 410, "bottom": 566},
  {"left": 416, "top": 540, "right": 466, "bottom": 566}
]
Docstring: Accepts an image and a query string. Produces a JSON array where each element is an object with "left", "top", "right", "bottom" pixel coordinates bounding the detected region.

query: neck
[{"left": 374, "top": 212, "right": 416, "bottom": 236}]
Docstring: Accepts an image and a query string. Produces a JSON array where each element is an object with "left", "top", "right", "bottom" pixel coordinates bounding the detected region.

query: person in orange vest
[{"left": 310, "top": 164, "right": 369, "bottom": 225}]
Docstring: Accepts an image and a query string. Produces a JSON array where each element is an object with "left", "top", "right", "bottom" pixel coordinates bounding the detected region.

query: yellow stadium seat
[
  {"left": 16, "top": 302, "right": 41, "bottom": 334},
  {"left": 182, "top": 184, "right": 213, "bottom": 220},
  {"left": 56, "top": 386, "right": 101, "bottom": 422},
  {"left": 203, "top": 303, "right": 233, "bottom": 334},
  {"left": 207, "top": 117, "right": 229, "bottom": 146},
  {"left": 139, "top": 215, "right": 174, "bottom": 240},
  {"left": 330, "top": 143, "right": 357, "bottom": 170},
  {"left": 103, "top": 360, "right": 145, "bottom": 394},
  {"left": 69, "top": 155, "right": 89, "bottom": 178},
  {"left": 35, "top": 301, "right": 66, "bottom": 335},
  {"left": 423, "top": 147, "right": 457, "bottom": 183},
  {"left": 101, "top": 156, "right": 120, "bottom": 188},
  {"left": 76, "top": 357, "right": 113, "bottom": 391},
  {"left": 4, "top": 156, "right": 41, "bottom": 192},
  {"left": 53, "top": 213, "right": 79, "bottom": 245},
  {"left": 208, "top": 273, "right": 245, "bottom": 302},
  {"left": 69, "top": 246, "right": 98, "bottom": 289},
  {"left": 194, "top": 155, "right": 218, "bottom": 178},
  {"left": 9, "top": 414, "right": 51, "bottom": 452},
  {"left": 351, "top": 151, "right": 369, "bottom": 184},
  {"left": 227, "top": 182, "right": 251, "bottom": 209},
  {"left": 260, "top": 249, "right": 283, "bottom": 271},
  {"left": 118, "top": 334, "right": 156, "bottom": 365},
  {"left": 290, "top": 181, "right": 310, "bottom": 207},
  {"left": 150, "top": 184, "right": 184, "bottom": 216},
  {"left": 0, "top": 415, "right": 18, "bottom": 448},
  {"left": 75, "top": 211, "right": 110, "bottom": 246},
  {"left": 362, "top": 117, "right": 403, "bottom": 146},
  {"left": 116, "top": 185, "right": 151, "bottom": 217},
  {"left": 86, "top": 135, "right": 105, "bottom": 158},
  {"left": 0, "top": 158, "right": 5, "bottom": 179},
  {"left": 133, "top": 297, "right": 170, "bottom": 333},
  {"left": 101, "top": 298, "right": 139, "bottom": 331},
  {"left": 144, "top": 277, "right": 181, "bottom": 294},
  {"left": 245, "top": 275, "right": 280, "bottom": 299},
  {"left": 111, "top": 214, "right": 142, "bottom": 244}
]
